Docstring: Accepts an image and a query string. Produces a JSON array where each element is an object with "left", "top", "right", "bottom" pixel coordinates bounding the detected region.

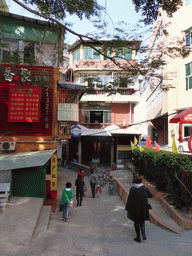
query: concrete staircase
[{"left": 0, "top": 197, "right": 51, "bottom": 245}]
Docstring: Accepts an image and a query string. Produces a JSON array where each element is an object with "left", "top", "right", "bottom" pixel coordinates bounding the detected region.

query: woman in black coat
[
  {"left": 75, "top": 174, "right": 85, "bottom": 206},
  {"left": 125, "top": 175, "right": 152, "bottom": 242}
]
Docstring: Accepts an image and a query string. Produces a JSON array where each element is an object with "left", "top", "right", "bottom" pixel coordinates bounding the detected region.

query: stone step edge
[
  {"left": 149, "top": 210, "right": 183, "bottom": 235},
  {"left": 31, "top": 205, "right": 51, "bottom": 241},
  {"left": 144, "top": 180, "right": 192, "bottom": 229}
]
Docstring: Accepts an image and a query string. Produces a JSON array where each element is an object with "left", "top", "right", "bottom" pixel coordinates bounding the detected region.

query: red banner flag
[
  {"left": 146, "top": 137, "right": 153, "bottom": 149},
  {"left": 155, "top": 141, "right": 161, "bottom": 152}
]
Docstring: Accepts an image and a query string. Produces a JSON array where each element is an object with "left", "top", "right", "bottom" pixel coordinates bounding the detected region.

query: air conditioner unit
[{"left": 0, "top": 141, "right": 16, "bottom": 151}]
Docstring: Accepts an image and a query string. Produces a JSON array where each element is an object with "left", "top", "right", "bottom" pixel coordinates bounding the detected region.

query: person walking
[
  {"left": 61, "top": 182, "right": 74, "bottom": 222},
  {"left": 88, "top": 169, "right": 98, "bottom": 198},
  {"left": 78, "top": 169, "right": 85, "bottom": 180},
  {"left": 78, "top": 169, "right": 86, "bottom": 196},
  {"left": 125, "top": 175, "right": 152, "bottom": 242},
  {"left": 75, "top": 174, "right": 85, "bottom": 206}
]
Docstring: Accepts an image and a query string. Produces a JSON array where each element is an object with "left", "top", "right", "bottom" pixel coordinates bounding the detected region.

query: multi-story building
[
  {"left": 0, "top": 10, "right": 78, "bottom": 203},
  {"left": 143, "top": 1, "right": 192, "bottom": 148},
  {"left": 67, "top": 39, "right": 142, "bottom": 166}
]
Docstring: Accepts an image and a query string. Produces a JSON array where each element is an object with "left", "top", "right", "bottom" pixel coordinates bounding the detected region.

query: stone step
[
  {"left": 32, "top": 205, "right": 51, "bottom": 240},
  {"left": 0, "top": 197, "right": 43, "bottom": 245}
]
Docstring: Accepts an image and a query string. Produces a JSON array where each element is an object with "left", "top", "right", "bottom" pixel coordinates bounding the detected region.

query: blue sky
[{"left": 7, "top": 0, "right": 151, "bottom": 47}]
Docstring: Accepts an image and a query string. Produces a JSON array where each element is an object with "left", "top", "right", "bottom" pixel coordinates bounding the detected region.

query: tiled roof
[{"left": 70, "top": 59, "right": 141, "bottom": 70}]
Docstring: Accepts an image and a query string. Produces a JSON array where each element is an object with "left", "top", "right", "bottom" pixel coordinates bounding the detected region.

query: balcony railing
[{"left": 80, "top": 123, "right": 125, "bottom": 129}]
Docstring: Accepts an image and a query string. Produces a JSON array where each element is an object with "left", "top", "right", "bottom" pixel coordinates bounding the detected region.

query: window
[
  {"left": 103, "top": 76, "right": 111, "bottom": 86},
  {"left": 73, "top": 48, "right": 80, "bottom": 63},
  {"left": 2, "top": 49, "right": 10, "bottom": 63},
  {"left": 185, "top": 28, "right": 192, "bottom": 46},
  {"left": 103, "top": 48, "right": 113, "bottom": 60},
  {"left": 115, "top": 47, "right": 132, "bottom": 60},
  {"left": 1, "top": 40, "right": 19, "bottom": 63},
  {"left": 107, "top": 49, "right": 112, "bottom": 57},
  {"left": 24, "top": 43, "right": 35, "bottom": 64},
  {"left": 81, "top": 110, "right": 111, "bottom": 123},
  {"left": 83, "top": 46, "right": 101, "bottom": 60},
  {"left": 119, "top": 77, "right": 128, "bottom": 88},
  {"left": 186, "top": 0, "right": 192, "bottom": 5},
  {"left": 103, "top": 111, "right": 111, "bottom": 123},
  {"left": 81, "top": 111, "right": 90, "bottom": 123},
  {"left": 186, "top": 63, "right": 192, "bottom": 90}
]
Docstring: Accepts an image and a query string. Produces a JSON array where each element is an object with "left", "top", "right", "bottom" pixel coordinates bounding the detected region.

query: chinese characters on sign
[
  {"left": 45, "top": 87, "right": 49, "bottom": 129},
  {"left": 8, "top": 87, "right": 41, "bottom": 122},
  {"left": 51, "top": 154, "right": 57, "bottom": 191},
  {"left": 4, "top": 67, "right": 31, "bottom": 83},
  {"left": 20, "top": 68, "right": 32, "bottom": 82},
  {"left": 4, "top": 68, "right": 15, "bottom": 82}
]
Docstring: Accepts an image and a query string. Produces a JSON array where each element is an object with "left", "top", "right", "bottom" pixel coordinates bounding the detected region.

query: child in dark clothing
[{"left": 75, "top": 174, "right": 85, "bottom": 206}]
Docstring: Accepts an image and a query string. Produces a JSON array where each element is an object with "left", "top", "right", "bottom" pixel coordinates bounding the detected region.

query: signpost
[{"left": 71, "top": 125, "right": 81, "bottom": 137}]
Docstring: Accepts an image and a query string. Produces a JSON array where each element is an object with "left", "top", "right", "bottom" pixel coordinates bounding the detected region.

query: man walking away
[{"left": 88, "top": 169, "right": 98, "bottom": 198}]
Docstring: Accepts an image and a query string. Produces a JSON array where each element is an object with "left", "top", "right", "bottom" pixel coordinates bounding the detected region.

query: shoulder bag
[{"left": 65, "top": 192, "right": 73, "bottom": 207}]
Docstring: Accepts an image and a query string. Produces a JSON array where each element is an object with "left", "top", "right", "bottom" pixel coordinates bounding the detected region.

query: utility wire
[{"left": 79, "top": 110, "right": 178, "bottom": 136}]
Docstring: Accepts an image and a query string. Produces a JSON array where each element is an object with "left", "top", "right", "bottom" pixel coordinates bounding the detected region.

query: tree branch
[{"left": 12, "top": 0, "right": 141, "bottom": 72}]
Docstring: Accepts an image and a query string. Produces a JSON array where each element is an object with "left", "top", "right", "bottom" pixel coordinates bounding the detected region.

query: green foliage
[
  {"left": 132, "top": 0, "right": 182, "bottom": 25},
  {"left": 23, "top": 0, "right": 102, "bottom": 20},
  {"left": 148, "top": 58, "right": 166, "bottom": 69},
  {"left": 132, "top": 148, "right": 192, "bottom": 209}
]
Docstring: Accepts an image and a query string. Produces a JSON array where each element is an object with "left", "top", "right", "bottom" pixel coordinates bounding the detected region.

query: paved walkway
[{"left": 1, "top": 167, "right": 192, "bottom": 256}]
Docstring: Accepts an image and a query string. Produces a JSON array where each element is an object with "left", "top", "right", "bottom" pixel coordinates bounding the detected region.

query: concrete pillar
[{"left": 78, "top": 137, "right": 82, "bottom": 164}]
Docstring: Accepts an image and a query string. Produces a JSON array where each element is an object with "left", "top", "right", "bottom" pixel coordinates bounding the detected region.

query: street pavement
[{"left": 1, "top": 167, "right": 192, "bottom": 256}]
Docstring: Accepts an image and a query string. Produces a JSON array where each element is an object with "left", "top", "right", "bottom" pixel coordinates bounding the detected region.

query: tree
[
  {"left": 11, "top": 0, "right": 145, "bottom": 82},
  {"left": 132, "top": 0, "right": 182, "bottom": 25},
  {"left": 22, "top": 0, "right": 102, "bottom": 20},
  {"left": 8, "top": 0, "right": 188, "bottom": 93}
]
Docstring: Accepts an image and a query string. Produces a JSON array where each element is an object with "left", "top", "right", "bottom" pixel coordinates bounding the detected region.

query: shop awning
[
  {"left": 57, "top": 81, "right": 86, "bottom": 90},
  {"left": 170, "top": 108, "right": 192, "bottom": 124},
  {"left": 0, "top": 149, "right": 56, "bottom": 171},
  {"left": 74, "top": 125, "right": 111, "bottom": 136}
]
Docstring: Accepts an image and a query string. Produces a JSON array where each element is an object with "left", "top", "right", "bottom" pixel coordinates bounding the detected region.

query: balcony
[{"left": 80, "top": 123, "right": 125, "bottom": 129}]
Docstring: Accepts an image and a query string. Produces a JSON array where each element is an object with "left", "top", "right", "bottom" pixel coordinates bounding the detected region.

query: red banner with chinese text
[
  {"left": 0, "top": 64, "right": 54, "bottom": 135},
  {"left": 8, "top": 86, "right": 41, "bottom": 122}
]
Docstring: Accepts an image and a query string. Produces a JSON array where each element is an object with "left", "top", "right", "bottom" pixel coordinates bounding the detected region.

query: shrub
[{"left": 132, "top": 148, "right": 192, "bottom": 209}]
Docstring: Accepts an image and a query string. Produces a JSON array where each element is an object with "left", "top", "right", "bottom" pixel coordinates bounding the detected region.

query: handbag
[
  {"left": 148, "top": 203, "right": 152, "bottom": 210},
  {"left": 59, "top": 203, "right": 64, "bottom": 211},
  {"left": 83, "top": 186, "right": 87, "bottom": 192}
]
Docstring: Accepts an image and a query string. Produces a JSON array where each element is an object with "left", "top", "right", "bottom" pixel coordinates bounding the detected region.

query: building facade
[
  {"left": 68, "top": 40, "right": 142, "bottom": 166},
  {"left": 143, "top": 1, "right": 192, "bottom": 148},
  {"left": 0, "top": 11, "right": 64, "bottom": 202}
]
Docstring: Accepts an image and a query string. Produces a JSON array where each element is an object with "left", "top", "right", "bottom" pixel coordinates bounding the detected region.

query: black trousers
[
  {"left": 90, "top": 182, "right": 96, "bottom": 198},
  {"left": 76, "top": 191, "right": 83, "bottom": 205},
  {"left": 134, "top": 221, "right": 146, "bottom": 239}
]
